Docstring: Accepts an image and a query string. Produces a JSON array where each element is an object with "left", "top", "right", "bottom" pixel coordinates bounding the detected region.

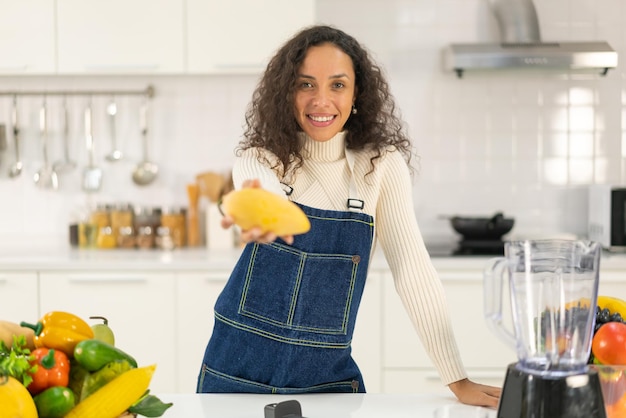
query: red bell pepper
[{"left": 27, "top": 347, "right": 70, "bottom": 395}]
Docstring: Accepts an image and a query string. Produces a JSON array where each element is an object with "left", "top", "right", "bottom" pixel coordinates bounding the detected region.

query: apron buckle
[{"left": 347, "top": 198, "right": 364, "bottom": 210}]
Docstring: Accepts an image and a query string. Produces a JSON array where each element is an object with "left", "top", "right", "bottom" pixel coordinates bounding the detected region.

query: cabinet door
[
  {"left": 598, "top": 270, "right": 626, "bottom": 298},
  {"left": 39, "top": 271, "right": 177, "bottom": 393},
  {"left": 0, "top": 272, "right": 39, "bottom": 321},
  {"left": 351, "top": 272, "right": 382, "bottom": 393},
  {"left": 0, "top": 2, "right": 55, "bottom": 74},
  {"left": 382, "top": 270, "right": 516, "bottom": 372},
  {"left": 176, "top": 271, "right": 228, "bottom": 393},
  {"left": 56, "top": 0, "right": 184, "bottom": 73},
  {"left": 187, "top": 0, "right": 315, "bottom": 73},
  {"left": 383, "top": 368, "right": 506, "bottom": 394}
]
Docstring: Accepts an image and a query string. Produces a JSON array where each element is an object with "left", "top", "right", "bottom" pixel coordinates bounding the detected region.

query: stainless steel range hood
[{"left": 443, "top": 0, "right": 618, "bottom": 78}]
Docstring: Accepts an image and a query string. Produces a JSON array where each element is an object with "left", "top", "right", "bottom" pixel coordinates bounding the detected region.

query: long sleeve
[{"left": 375, "top": 151, "right": 467, "bottom": 384}]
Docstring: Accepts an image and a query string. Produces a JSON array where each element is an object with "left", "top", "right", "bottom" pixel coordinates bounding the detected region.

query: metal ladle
[
  {"left": 105, "top": 97, "right": 123, "bottom": 162},
  {"left": 8, "top": 96, "right": 23, "bottom": 178},
  {"left": 132, "top": 100, "right": 158, "bottom": 186},
  {"left": 33, "top": 100, "right": 59, "bottom": 190}
]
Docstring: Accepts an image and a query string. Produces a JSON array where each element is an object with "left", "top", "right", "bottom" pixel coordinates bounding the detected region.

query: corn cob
[{"left": 64, "top": 364, "right": 156, "bottom": 418}]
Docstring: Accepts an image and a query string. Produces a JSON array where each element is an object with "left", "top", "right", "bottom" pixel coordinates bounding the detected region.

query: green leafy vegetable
[
  {"left": 129, "top": 390, "right": 174, "bottom": 417},
  {"left": 0, "top": 335, "right": 36, "bottom": 386}
]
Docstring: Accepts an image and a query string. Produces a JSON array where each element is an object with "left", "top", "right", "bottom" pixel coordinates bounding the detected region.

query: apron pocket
[{"left": 240, "top": 243, "right": 360, "bottom": 334}]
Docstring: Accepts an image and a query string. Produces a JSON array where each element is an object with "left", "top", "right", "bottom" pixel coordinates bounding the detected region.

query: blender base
[{"left": 497, "top": 363, "right": 606, "bottom": 418}]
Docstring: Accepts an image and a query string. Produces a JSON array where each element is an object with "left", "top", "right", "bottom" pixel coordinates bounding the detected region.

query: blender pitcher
[
  {"left": 484, "top": 239, "right": 601, "bottom": 375},
  {"left": 484, "top": 239, "right": 605, "bottom": 418}
]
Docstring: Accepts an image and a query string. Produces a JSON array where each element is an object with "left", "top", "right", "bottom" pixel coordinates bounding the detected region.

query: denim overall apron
[{"left": 197, "top": 150, "right": 374, "bottom": 394}]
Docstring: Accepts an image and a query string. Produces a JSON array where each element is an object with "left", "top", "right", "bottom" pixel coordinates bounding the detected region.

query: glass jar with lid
[
  {"left": 90, "top": 204, "right": 112, "bottom": 249},
  {"left": 134, "top": 206, "right": 161, "bottom": 249},
  {"left": 110, "top": 203, "right": 134, "bottom": 239},
  {"left": 160, "top": 207, "right": 187, "bottom": 248}
]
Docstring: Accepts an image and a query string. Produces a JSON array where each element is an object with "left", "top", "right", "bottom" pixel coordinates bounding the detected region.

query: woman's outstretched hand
[
  {"left": 220, "top": 179, "right": 295, "bottom": 245},
  {"left": 448, "top": 378, "right": 501, "bottom": 409}
]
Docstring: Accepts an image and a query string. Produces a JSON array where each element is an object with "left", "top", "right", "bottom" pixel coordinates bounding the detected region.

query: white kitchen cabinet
[
  {"left": 381, "top": 268, "right": 517, "bottom": 393},
  {"left": 598, "top": 269, "right": 626, "bottom": 297},
  {"left": 186, "top": 0, "right": 316, "bottom": 73},
  {"left": 175, "top": 271, "right": 229, "bottom": 393},
  {"left": 176, "top": 269, "right": 383, "bottom": 394},
  {"left": 56, "top": 0, "right": 184, "bottom": 74},
  {"left": 383, "top": 368, "right": 506, "bottom": 394},
  {"left": 38, "top": 271, "right": 177, "bottom": 393},
  {"left": 351, "top": 272, "right": 383, "bottom": 393},
  {"left": 0, "top": 272, "right": 39, "bottom": 322},
  {"left": 0, "top": 2, "right": 56, "bottom": 74}
]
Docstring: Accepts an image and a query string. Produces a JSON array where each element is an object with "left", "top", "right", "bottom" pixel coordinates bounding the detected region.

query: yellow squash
[
  {"left": 64, "top": 364, "right": 156, "bottom": 418},
  {"left": 221, "top": 188, "right": 311, "bottom": 236},
  {"left": 0, "top": 375, "right": 38, "bottom": 418},
  {"left": 597, "top": 295, "right": 626, "bottom": 317},
  {"left": 0, "top": 320, "right": 35, "bottom": 349}
]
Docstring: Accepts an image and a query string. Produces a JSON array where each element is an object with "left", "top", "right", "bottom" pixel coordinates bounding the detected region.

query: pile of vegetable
[
  {"left": 589, "top": 296, "right": 626, "bottom": 418},
  {"left": 0, "top": 312, "right": 172, "bottom": 418}
]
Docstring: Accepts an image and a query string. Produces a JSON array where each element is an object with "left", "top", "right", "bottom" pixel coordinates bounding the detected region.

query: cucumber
[
  {"left": 34, "top": 386, "right": 76, "bottom": 418},
  {"left": 73, "top": 339, "right": 137, "bottom": 372}
]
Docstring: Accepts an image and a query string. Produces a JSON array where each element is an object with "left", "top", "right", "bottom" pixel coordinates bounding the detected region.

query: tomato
[{"left": 592, "top": 322, "right": 626, "bottom": 365}]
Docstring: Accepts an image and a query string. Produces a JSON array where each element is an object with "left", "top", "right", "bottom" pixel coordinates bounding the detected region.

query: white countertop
[
  {"left": 1, "top": 245, "right": 626, "bottom": 273},
  {"left": 156, "top": 393, "right": 497, "bottom": 418}
]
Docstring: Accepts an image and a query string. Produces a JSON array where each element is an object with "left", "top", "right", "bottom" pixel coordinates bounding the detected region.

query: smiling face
[{"left": 294, "top": 43, "right": 356, "bottom": 142}]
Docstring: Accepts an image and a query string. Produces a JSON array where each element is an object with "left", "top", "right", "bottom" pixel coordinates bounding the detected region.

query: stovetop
[{"left": 426, "top": 240, "right": 505, "bottom": 257}]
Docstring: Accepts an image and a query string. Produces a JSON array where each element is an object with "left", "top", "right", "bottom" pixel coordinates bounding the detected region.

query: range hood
[{"left": 443, "top": 0, "right": 618, "bottom": 78}]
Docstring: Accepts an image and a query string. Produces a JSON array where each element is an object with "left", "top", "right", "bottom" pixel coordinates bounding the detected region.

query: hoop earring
[{"left": 351, "top": 105, "right": 357, "bottom": 115}]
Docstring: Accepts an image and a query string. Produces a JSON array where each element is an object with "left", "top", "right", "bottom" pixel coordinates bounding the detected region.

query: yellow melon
[{"left": 221, "top": 188, "right": 310, "bottom": 236}]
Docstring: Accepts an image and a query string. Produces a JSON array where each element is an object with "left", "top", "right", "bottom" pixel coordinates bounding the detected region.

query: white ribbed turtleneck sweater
[{"left": 232, "top": 131, "right": 467, "bottom": 386}]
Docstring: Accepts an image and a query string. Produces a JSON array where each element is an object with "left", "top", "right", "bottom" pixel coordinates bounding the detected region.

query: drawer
[
  {"left": 382, "top": 368, "right": 507, "bottom": 394},
  {"left": 382, "top": 271, "right": 517, "bottom": 369}
]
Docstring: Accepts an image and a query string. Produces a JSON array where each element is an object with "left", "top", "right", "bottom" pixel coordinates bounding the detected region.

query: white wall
[{"left": 0, "top": 0, "right": 624, "bottom": 248}]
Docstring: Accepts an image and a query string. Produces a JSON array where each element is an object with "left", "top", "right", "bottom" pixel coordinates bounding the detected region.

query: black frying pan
[{"left": 449, "top": 212, "right": 514, "bottom": 240}]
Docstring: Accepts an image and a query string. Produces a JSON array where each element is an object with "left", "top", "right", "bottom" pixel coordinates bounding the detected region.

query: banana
[{"left": 597, "top": 295, "right": 626, "bottom": 317}]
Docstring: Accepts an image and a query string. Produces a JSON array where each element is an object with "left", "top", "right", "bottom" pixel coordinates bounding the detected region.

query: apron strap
[{"left": 345, "top": 149, "right": 364, "bottom": 212}]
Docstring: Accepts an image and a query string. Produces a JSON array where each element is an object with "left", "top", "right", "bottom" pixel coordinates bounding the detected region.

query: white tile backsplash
[{"left": 1, "top": 0, "right": 625, "bottom": 246}]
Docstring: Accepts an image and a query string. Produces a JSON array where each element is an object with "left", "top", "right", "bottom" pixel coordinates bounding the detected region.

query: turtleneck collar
[{"left": 300, "top": 131, "right": 347, "bottom": 162}]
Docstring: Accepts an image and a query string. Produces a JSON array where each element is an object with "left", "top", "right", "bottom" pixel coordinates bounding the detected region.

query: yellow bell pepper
[{"left": 20, "top": 311, "right": 94, "bottom": 357}]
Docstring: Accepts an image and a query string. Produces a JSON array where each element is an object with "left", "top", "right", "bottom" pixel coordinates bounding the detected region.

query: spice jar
[
  {"left": 90, "top": 204, "right": 111, "bottom": 230},
  {"left": 110, "top": 203, "right": 134, "bottom": 242},
  {"left": 96, "top": 226, "right": 116, "bottom": 249},
  {"left": 90, "top": 204, "right": 112, "bottom": 248},
  {"left": 117, "top": 226, "right": 136, "bottom": 249},
  {"left": 156, "top": 226, "right": 175, "bottom": 250},
  {"left": 134, "top": 206, "right": 161, "bottom": 249},
  {"left": 160, "top": 207, "right": 187, "bottom": 248}
]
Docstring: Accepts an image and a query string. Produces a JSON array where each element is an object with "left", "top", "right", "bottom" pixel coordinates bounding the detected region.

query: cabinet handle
[
  {"left": 437, "top": 272, "right": 482, "bottom": 281},
  {"left": 83, "top": 64, "right": 159, "bottom": 72},
  {"left": 0, "top": 65, "right": 28, "bottom": 72},
  {"left": 425, "top": 371, "right": 504, "bottom": 381},
  {"left": 69, "top": 276, "right": 147, "bottom": 284}
]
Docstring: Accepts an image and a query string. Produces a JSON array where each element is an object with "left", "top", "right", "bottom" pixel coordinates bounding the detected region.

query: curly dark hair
[{"left": 238, "top": 24, "right": 413, "bottom": 177}]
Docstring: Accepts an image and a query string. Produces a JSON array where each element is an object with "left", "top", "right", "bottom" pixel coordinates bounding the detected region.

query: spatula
[{"left": 82, "top": 102, "right": 103, "bottom": 192}]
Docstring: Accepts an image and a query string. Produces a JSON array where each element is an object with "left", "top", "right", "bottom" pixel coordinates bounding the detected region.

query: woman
[{"left": 197, "top": 24, "right": 501, "bottom": 408}]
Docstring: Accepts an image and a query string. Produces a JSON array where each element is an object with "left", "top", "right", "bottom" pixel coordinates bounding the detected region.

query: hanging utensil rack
[{"left": 0, "top": 85, "right": 155, "bottom": 98}]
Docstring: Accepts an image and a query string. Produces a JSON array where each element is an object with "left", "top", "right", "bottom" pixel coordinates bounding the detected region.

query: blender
[{"left": 484, "top": 240, "right": 605, "bottom": 418}]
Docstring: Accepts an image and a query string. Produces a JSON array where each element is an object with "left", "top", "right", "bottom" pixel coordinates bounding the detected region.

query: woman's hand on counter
[{"left": 448, "top": 378, "right": 501, "bottom": 408}]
